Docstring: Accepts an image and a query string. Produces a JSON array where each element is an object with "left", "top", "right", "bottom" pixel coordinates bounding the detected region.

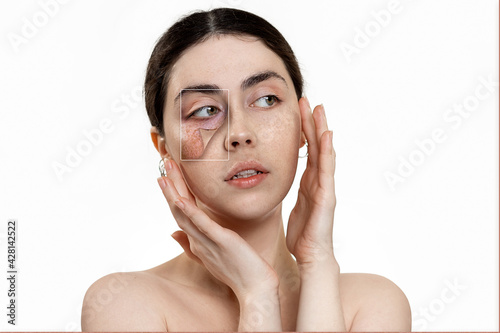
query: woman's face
[{"left": 161, "top": 35, "right": 303, "bottom": 222}]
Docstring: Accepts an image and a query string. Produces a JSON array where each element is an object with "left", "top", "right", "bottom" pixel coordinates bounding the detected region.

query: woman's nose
[{"left": 225, "top": 108, "right": 256, "bottom": 152}]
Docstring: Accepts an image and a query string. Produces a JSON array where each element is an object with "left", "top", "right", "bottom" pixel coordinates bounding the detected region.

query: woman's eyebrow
[
  {"left": 241, "top": 70, "right": 288, "bottom": 91},
  {"left": 174, "top": 84, "right": 222, "bottom": 106},
  {"left": 173, "top": 71, "right": 287, "bottom": 106}
]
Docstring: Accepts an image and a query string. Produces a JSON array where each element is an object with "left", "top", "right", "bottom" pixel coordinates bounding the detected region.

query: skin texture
[
  {"left": 181, "top": 127, "right": 204, "bottom": 159},
  {"left": 81, "top": 35, "right": 412, "bottom": 332},
  {"left": 180, "top": 90, "right": 228, "bottom": 160}
]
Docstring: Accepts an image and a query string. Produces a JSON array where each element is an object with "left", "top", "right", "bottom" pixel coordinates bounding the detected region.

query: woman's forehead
[{"left": 167, "top": 35, "right": 292, "bottom": 99}]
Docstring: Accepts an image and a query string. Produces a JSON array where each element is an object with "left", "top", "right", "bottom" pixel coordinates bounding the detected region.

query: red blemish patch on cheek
[
  {"left": 181, "top": 112, "right": 227, "bottom": 160},
  {"left": 181, "top": 126, "right": 204, "bottom": 159}
]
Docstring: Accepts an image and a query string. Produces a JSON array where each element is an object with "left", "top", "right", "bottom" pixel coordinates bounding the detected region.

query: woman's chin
[
  {"left": 192, "top": 172, "right": 294, "bottom": 226},
  {"left": 197, "top": 193, "right": 283, "bottom": 226}
]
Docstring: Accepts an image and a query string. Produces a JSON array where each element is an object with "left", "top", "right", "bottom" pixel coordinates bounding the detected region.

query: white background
[{"left": 0, "top": 0, "right": 498, "bottom": 331}]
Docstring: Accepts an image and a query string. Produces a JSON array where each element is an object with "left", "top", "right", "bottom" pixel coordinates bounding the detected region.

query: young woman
[{"left": 81, "top": 7, "right": 411, "bottom": 332}]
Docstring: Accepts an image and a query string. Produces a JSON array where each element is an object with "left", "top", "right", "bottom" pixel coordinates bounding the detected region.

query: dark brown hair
[{"left": 144, "top": 7, "right": 304, "bottom": 136}]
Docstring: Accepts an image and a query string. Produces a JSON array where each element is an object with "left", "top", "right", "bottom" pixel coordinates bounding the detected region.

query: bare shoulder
[
  {"left": 339, "top": 273, "right": 412, "bottom": 332},
  {"left": 81, "top": 271, "right": 168, "bottom": 332}
]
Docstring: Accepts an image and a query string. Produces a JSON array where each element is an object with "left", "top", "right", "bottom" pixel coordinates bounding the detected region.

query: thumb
[{"left": 171, "top": 230, "right": 203, "bottom": 266}]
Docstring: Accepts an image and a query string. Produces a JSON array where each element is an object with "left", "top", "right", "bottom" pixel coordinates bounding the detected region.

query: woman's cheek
[
  {"left": 258, "top": 107, "right": 301, "bottom": 151},
  {"left": 179, "top": 162, "right": 226, "bottom": 213},
  {"left": 181, "top": 126, "right": 204, "bottom": 160}
]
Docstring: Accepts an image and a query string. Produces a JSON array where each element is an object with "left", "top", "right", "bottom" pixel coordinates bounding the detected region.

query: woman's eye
[
  {"left": 190, "top": 106, "right": 220, "bottom": 118},
  {"left": 252, "top": 95, "right": 279, "bottom": 108}
]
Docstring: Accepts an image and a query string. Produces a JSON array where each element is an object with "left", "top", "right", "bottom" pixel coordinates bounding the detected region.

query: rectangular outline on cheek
[{"left": 179, "top": 88, "right": 229, "bottom": 162}]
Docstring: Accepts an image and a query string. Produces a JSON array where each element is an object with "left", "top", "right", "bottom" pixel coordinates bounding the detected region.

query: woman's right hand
[{"left": 156, "top": 158, "right": 279, "bottom": 301}]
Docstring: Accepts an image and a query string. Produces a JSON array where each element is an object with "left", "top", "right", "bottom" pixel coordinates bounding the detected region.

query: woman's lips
[
  {"left": 225, "top": 172, "right": 268, "bottom": 189},
  {"left": 224, "top": 160, "right": 269, "bottom": 181},
  {"left": 224, "top": 160, "right": 269, "bottom": 189}
]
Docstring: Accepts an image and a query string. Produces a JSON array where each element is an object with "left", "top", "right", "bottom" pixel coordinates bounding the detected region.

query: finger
[
  {"left": 171, "top": 230, "right": 204, "bottom": 266},
  {"left": 157, "top": 177, "right": 210, "bottom": 241},
  {"left": 299, "top": 97, "right": 319, "bottom": 167},
  {"left": 318, "top": 130, "right": 336, "bottom": 193},
  {"left": 173, "top": 197, "right": 227, "bottom": 243},
  {"left": 313, "top": 104, "right": 329, "bottom": 146},
  {"left": 163, "top": 158, "right": 195, "bottom": 201},
  {"left": 158, "top": 177, "right": 227, "bottom": 245}
]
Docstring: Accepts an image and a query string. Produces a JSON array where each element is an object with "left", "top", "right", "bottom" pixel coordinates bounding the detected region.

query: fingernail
[
  {"left": 174, "top": 198, "right": 185, "bottom": 210},
  {"left": 164, "top": 159, "right": 172, "bottom": 172}
]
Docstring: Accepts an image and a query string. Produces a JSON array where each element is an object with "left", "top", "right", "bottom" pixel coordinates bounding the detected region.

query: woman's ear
[{"left": 150, "top": 127, "right": 172, "bottom": 160}]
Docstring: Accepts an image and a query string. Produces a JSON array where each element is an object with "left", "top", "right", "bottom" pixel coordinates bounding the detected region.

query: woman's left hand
[{"left": 286, "top": 97, "right": 337, "bottom": 268}]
